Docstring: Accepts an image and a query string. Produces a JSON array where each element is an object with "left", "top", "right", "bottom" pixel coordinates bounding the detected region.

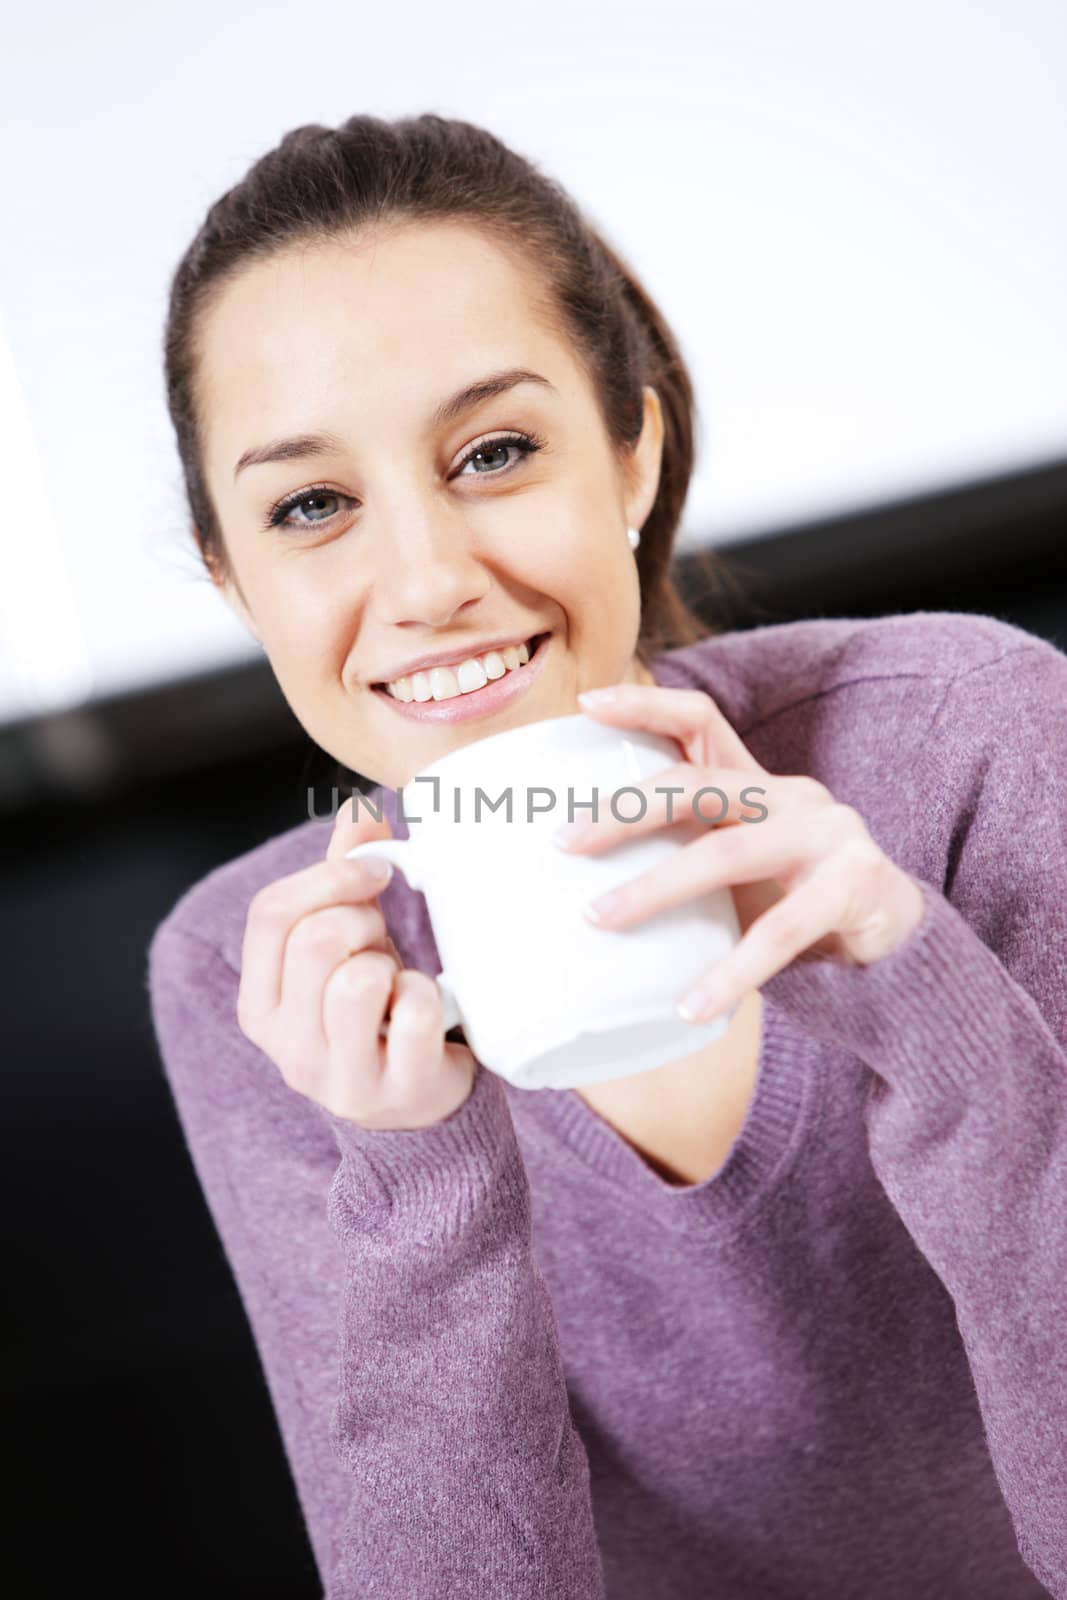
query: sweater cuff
[
  {"left": 758, "top": 875, "right": 1045, "bottom": 1108},
  {"left": 318, "top": 1059, "right": 528, "bottom": 1240}
]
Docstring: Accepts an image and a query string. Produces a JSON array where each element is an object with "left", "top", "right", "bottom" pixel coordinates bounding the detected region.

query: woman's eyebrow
[{"left": 232, "top": 367, "right": 556, "bottom": 481}]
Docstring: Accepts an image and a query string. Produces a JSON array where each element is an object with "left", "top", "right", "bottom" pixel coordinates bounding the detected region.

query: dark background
[{"left": 3, "top": 456, "right": 1064, "bottom": 1596}]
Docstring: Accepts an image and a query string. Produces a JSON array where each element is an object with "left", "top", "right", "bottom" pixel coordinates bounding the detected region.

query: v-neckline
[{"left": 506, "top": 998, "right": 821, "bottom": 1240}]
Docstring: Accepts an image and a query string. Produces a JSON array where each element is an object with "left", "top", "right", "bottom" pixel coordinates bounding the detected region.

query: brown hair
[{"left": 163, "top": 112, "right": 742, "bottom": 672}]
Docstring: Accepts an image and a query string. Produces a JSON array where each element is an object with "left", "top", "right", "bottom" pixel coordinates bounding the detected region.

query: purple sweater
[{"left": 147, "top": 609, "right": 1067, "bottom": 1599}]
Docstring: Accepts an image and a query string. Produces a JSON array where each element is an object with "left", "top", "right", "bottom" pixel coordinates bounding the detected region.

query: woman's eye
[
  {"left": 457, "top": 440, "right": 520, "bottom": 476},
  {"left": 267, "top": 488, "right": 349, "bottom": 531},
  {"left": 454, "top": 431, "right": 544, "bottom": 478},
  {"left": 265, "top": 430, "right": 545, "bottom": 532}
]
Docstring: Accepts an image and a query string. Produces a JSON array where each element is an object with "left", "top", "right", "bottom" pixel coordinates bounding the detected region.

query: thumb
[{"left": 326, "top": 790, "right": 396, "bottom": 864}]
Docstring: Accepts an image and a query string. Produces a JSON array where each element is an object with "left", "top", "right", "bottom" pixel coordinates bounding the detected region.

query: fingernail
[
  {"left": 578, "top": 687, "right": 619, "bottom": 705},
  {"left": 553, "top": 822, "right": 590, "bottom": 849},
  {"left": 585, "top": 889, "right": 623, "bottom": 922},
  {"left": 677, "top": 981, "right": 724, "bottom": 1023},
  {"left": 363, "top": 859, "right": 393, "bottom": 886}
]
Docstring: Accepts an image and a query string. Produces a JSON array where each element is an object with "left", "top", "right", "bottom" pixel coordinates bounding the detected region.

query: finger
[
  {"left": 676, "top": 858, "right": 854, "bottom": 1022},
  {"left": 321, "top": 948, "right": 399, "bottom": 1093},
  {"left": 579, "top": 683, "right": 760, "bottom": 771},
  {"left": 239, "top": 856, "right": 395, "bottom": 1025},
  {"left": 580, "top": 812, "right": 829, "bottom": 929},
  {"left": 555, "top": 764, "right": 829, "bottom": 855},
  {"left": 380, "top": 969, "right": 453, "bottom": 1105},
  {"left": 279, "top": 903, "right": 393, "bottom": 1045}
]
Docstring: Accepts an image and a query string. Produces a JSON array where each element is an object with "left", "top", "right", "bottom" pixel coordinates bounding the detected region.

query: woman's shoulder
[
  {"left": 652, "top": 608, "right": 1065, "bottom": 884},
  {"left": 148, "top": 815, "right": 331, "bottom": 977},
  {"left": 649, "top": 608, "right": 1052, "bottom": 734}
]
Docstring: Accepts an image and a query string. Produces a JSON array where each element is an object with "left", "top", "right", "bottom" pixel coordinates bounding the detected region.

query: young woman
[{"left": 148, "top": 113, "right": 1066, "bottom": 1599}]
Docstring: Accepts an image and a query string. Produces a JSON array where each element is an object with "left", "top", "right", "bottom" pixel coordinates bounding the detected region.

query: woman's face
[{"left": 196, "top": 221, "right": 665, "bottom": 789}]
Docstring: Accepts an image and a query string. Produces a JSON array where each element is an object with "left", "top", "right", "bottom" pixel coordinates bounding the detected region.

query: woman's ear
[{"left": 623, "top": 385, "right": 665, "bottom": 529}]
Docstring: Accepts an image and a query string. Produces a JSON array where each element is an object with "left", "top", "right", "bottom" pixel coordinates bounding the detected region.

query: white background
[{"left": 0, "top": 0, "right": 1063, "bottom": 724}]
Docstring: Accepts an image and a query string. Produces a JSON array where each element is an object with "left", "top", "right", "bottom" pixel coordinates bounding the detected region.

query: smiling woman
[
  {"left": 149, "top": 110, "right": 1067, "bottom": 1600},
  {"left": 185, "top": 227, "right": 675, "bottom": 774},
  {"left": 164, "top": 119, "right": 722, "bottom": 805}
]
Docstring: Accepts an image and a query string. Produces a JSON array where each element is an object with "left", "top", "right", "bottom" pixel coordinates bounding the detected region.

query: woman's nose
[{"left": 370, "top": 515, "right": 488, "bottom": 623}]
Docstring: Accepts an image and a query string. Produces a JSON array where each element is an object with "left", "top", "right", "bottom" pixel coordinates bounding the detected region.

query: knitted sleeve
[
  {"left": 760, "top": 639, "right": 1067, "bottom": 1599},
  {"left": 147, "top": 921, "right": 605, "bottom": 1599}
]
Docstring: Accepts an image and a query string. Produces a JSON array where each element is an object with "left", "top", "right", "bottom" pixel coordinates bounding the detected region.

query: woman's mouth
[{"left": 371, "top": 633, "right": 552, "bottom": 724}]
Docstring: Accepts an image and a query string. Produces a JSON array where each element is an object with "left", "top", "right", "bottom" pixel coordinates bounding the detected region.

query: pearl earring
[{"left": 627, "top": 526, "right": 641, "bottom": 551}]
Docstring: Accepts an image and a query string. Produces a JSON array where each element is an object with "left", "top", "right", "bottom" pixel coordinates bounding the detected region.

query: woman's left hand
[{"left": 553, "top": 682, "right": 926, "bottom": 1025}]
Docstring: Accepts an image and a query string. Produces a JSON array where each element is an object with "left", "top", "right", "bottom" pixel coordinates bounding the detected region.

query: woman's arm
[
  {"left": 147, "top": 921, "right": 605, "bottom": 1599},
  {"left": 758, "top": 640, "right": 1067, "bottom": 1598}
]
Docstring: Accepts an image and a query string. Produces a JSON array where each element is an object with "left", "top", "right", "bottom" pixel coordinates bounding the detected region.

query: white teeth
[
  {"left": 456, "top": 657, "right": 488, "bottom": 693},
  {"left": 383, "top": 637, "right": 540, "bottom": 701},
  {"left": 430, "top": 666, "right": 461, "bottom": 700}
]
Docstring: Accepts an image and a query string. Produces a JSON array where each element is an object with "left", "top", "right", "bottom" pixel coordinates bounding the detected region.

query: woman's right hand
[{"left": 235, "top": 796, "right": 477, "bottom": 1130}]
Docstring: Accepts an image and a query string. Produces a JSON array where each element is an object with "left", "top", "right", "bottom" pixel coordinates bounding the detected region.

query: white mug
[{"left": 346, "top": 712, "right": 741, "bottom": 1091}]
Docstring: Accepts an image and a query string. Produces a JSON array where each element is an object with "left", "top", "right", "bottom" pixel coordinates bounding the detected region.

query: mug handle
[{"left": 345, "top": 839, "right": 464, "bottom": 1037}]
